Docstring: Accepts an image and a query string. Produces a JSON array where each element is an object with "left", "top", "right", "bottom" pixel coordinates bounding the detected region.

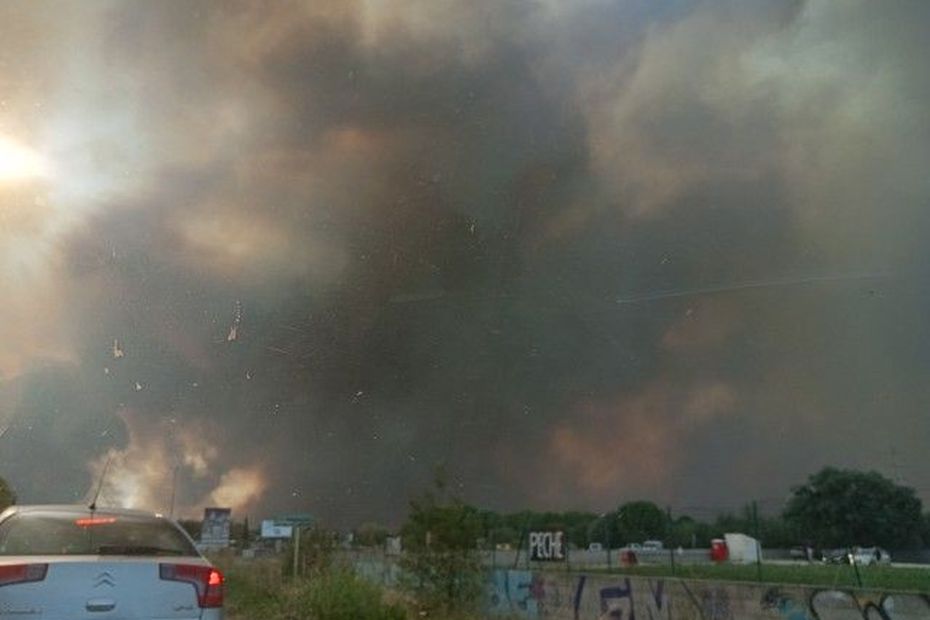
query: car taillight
[
  {"left": 0, "top": 564, "right": 48, "bottom": 587},
  {"left": 159, "top": 564, "right": 223, "bottom": 608}
]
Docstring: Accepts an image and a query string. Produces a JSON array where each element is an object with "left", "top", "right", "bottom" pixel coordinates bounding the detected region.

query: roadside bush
[
  {"left": 288, "top": 567, "right": 407, "bottom": 620},
  {"left": 399, "top": 548, "right": 484, "bottom": 617},
  {"left": 399, "top": 475, "right": 485, "bottom": 616},
  {"left": 224, "top": 560, "right": 406, "bottom": 620},
  {"left": 283, "top": 526, "right": 337, "bottom": 578}
]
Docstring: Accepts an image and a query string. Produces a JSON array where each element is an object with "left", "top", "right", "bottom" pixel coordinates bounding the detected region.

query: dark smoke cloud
[{"left": 2, "top": 0, "right": 930, "bottom": 524}]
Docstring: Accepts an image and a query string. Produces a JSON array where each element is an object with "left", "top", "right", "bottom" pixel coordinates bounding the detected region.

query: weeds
[{"left": 224, "top": 560, "right": 407, "bottom": 620}]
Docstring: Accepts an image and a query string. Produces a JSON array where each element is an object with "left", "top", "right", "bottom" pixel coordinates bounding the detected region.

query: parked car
[
  {"left": 642, "top": 540, "right": 665, "bottom": 551},
  {"left": 790, "top": 545, "right": 824, "bottom": 562},
  {"left": 822, "top": 546, "right": 891, "bottom": 566},
  {"left": 0, "top": 504, "right": 224, "bottom": 618},
  {"left": 852, "top": 547, "right": 891, "bottom": 566}
]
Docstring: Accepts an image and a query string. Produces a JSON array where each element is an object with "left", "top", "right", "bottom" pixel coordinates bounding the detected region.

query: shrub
[
  {"left": 399, "top": 474, "right": 484, "bottom": 615},
  {"left": 224, "top": 560, "right": 406, "bottom": 620},
  {"left": 288, "top": 568, "right": 407, "bottom": 620}
]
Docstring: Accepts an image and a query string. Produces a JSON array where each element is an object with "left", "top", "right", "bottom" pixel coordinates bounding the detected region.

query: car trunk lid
[{"left": 0, "top": 556, "right": 208, "bottom": 620}]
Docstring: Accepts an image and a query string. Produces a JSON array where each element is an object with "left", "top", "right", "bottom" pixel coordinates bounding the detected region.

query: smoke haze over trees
[{"left": 1, "top": 1, "right": 929, "bottom": 524}]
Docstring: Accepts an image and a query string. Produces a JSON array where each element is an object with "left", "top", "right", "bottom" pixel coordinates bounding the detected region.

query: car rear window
[{"left": 0, "top": 512, "right": 198, "bottom": 556}]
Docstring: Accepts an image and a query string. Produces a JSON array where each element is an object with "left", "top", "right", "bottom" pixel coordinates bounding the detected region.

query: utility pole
[
  {"left": 666, "top": 505, "right": 675, "bottom": 575},
  {"left": 513, "top": 513, "right": 532, "bottom": 569},
  {"left": 850, "top": 547, "right": 863, "bottom": 588},
  {"left": 888, "top": 446, "right": 904, "bottom": 483},
  {"left": 168, "top": 465, "right": 179, "bottom": 518},
  {"left": 293, "top": 526, "right": 302, "bottom": 579},
  {"left": 606, "top": 517, "right": 612, "bottom": 572},
  {"left": 752, "top": 500, "right": 762, "bottom": 582}
]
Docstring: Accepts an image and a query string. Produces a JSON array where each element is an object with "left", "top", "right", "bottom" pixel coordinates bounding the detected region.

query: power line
[{"left": 616, "top": 271, "right": 892, "bottom": 305}]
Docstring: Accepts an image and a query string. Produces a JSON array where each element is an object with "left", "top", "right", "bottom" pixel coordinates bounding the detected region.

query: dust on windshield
[{"left": 0, "top": 1, "right": 928, "bottom": 617}]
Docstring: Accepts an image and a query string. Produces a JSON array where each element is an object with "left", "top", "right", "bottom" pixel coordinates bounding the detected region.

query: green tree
[
  {"left": 783, "top": 467, "right": 923, "bottom": 549},
  {"left": 490, "top": 509, "right": 598, "bottom": 549},
  {"left": 758, "top": 515, "right": 798, "bottom": 548},
  {"left": 354, "top": 522, "right": 390, "bottom": 547},
  {"left": 714, "top": 508, "right": 753, "bottom": 540},
  {"left": 487, "top": 525, "right": 519, "bottom": 548},
  {"left": 669, "top": 515, "right": 711, "bottom": 548},
  {"left": 0, "top": 477, "right": 16, "bottom": 511},
  {"left": 241, "top": 516, "right": 252, "bottom": 546},
  {"left": 588, "top": 511, "right": 622, "bottom": 549},
  {"left": 617, "top": 501, "right": 667, "bottom": 543},
  {"left": 563, "top": 511, "right": 598, "bottom": 548},
  {"left": 712, "top": 505, "right": 796, "bottom": 547},
  {"left": 399, "top": 474, "right": 484, "bottom": 615}
]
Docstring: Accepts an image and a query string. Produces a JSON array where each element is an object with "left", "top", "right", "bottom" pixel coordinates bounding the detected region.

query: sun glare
[{"left": 0, "top": 136, "right": 48, "bottom": 183}]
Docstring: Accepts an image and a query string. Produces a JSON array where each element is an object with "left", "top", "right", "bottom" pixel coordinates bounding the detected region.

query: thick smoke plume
[{"left": 1, "top": 1, "right": 929, "bottom": 523}]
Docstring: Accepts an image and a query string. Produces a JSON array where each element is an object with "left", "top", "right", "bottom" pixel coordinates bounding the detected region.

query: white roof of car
[{"left": 0, "top": 504, "right": 169, "bottom": 520}]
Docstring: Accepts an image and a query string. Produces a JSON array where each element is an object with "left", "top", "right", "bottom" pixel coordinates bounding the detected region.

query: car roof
[{"left": 0, "top": 504, "right": 171, "bottom": 521}]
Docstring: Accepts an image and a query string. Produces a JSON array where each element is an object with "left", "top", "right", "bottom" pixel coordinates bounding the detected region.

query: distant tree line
[
  {"left": 2, "top": 466, "right": 929, "bottom": 551},
  {"left": 374, "top": 467, "right": 930, "bottom": 552}
]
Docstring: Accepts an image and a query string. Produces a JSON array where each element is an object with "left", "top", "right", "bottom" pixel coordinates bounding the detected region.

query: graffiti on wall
[
  {"left": 488, "top": 569, "right": 535, "bottom": 615},
  {"left": 762, "top": 587, "right": 812, "bottom": 620},
  {"left": 643, "top": 579, "right": 672, "bottom": 620},
  {"left": 353, "top": 554, "right": 930, "bottom": 620},
  {"left": 489, "top": 572, "right": 679, "bottom": 620},
  {"left": 353, "top": 565, "right": 930, "bottom": 620},
  {"left": 762, "top": 586, "right": 930, "bottom": 620},
  {"left": 487, "top": 569, "right": 574, "bottom": 617},
  {"left": 598, "top": 576, "right": 635, "bottom": 619},
  {"left": 591, "top": 577, "right": 672, "bottom": 620},
  {"left": 485, "top": 569, "right": 930, "bottom": 620}
]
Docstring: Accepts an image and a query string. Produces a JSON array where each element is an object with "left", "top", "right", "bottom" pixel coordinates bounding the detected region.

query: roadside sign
[
  {"left": 529, "top": 530, "right": 565, "bottom": 562},
  {"left": 201, "top": 507, "right": 232, "bottom": 548},
  {"left": 279, "top": 513, "right": 314, "bottom": 526},
  {"left": 261, "top": 520, "right": 294, "bottom": 539}
]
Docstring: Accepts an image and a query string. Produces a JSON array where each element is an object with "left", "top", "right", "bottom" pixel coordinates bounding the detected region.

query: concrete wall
[
  {"left": 346, "top": 551, "right": 930, "bottom": 619},
  {"left": 486, "top": 570, "right": 930, "bottom": 620}
]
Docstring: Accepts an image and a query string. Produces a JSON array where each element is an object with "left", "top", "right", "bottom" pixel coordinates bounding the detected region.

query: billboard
[
  {"left": 201, "top": 507, "right": 232, "bottom": 547},
  {"left": 261, "top": 520, "right": 294, "bottom": 539},
  {"left": 528, "top": 531, "right": 565, "bottom": 562}
]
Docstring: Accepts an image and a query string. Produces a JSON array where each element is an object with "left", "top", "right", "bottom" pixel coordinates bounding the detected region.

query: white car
[
  {"left": 0, "top": 504, "right": 223, "bottom": 619},
  {"left": 851, "top": 546, "right": 891, "bottom": 566}
]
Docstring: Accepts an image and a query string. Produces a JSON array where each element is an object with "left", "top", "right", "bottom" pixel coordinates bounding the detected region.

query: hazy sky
[{"left": 1, "top": 0, "right": 929, "bottom": 525}]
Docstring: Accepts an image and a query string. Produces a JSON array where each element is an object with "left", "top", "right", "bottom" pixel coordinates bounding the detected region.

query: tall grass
[
  {"left": 221, "top": 558, "right": 407, "bottom": 620},
  {"left": 585, "top": 563, "right": 930, "bottom": 593}
]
